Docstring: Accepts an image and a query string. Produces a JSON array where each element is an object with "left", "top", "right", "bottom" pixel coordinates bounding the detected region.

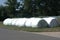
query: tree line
[{"left": 0, "top": 0, "right": 60, "bottom": 21}]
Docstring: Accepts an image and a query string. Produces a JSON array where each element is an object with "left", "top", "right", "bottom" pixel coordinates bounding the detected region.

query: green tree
[
  {"left": 38, "top": 0, "right": 60, "bottom": 16},
  {"left": 24, "top": 0, "right": 39, "bottom": 17},
  {"left": 0, "top": 5, "right": 9, "bottom": 21},
  {"left": 24, "top": 0, "right": 32, "bottom": 17},
  {"left": 5, "top": 0, "right": 20, "bottom": 17}
]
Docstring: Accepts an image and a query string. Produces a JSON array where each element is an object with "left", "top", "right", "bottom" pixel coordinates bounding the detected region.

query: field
[{"left": 0, "top": 22, "right": 60, "bottom": 32}]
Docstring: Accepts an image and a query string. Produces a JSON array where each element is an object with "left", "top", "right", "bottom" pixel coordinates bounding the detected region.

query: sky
[
  {"left": 0, "top": 0, "right": 22, "bottom": 6},
  {"left": 0, "top": 0, "right": 6, "bottom": 6}
]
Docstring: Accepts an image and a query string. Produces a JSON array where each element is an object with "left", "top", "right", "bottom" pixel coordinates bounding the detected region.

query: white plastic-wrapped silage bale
[
  {"left": 11, "top": 19, "right": 18, "bottom": 26},
  {"left": 15, "top": 18, "right": 27, "bottom": 27},
  {"left": 43, "top": 17, "right": 59, "bottom": 27},
  {"left": 3, "top": 18, "right": 12, "bottom": 25},
  {"left": 31, "top": 18, "right": 48, "bottom": 28},
  {"left": 25, "top": 18, "right": 35, "bottom": 27},
  {"left": 3, "top": 18, "right": 10, "bottom": 25},
  {"left": 11, "top": 18, "right": 23, "bottom": 26}
]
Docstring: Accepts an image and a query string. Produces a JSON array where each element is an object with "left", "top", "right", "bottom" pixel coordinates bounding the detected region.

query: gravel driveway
[{"left": 33, "top": 32, "right": 60, "bottom": 38}]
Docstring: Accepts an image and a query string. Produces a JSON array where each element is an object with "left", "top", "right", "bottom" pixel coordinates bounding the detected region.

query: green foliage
[
  {"left": 5, "top": 0, "right": 20, "bottom": 17},
  {"left": 24, "top": 0, "right": 60, "bottom": 16},
  {"left": 0, "top": 5, "right": 9, "bottom": 21},
  {"left": 0, "top": 0, "right": 60, "bottom": 21},
  {"left": 38, "top": 0, "right": 60, "bottom": 16}
]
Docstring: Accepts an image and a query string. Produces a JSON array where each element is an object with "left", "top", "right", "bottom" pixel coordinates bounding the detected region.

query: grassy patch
[{"left": 0, "top": 22, "right": 60, "bottom": 32}]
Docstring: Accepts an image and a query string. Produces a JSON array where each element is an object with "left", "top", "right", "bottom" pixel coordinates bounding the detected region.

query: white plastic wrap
[
  {"left": 15, "top": 18, "right": 27, "bottom": 27},
  {"left": 3, "top": 18, "right": 12, "bottom": 25},
  {"left": 43, "top": 17, "right": 59, "bottom": 27},
  {"left": 25, "top": 18, "right": 35, "bottom": 27},
  {"left": 31, "top": 18, "right": 48, "bottom": 27},
  {"left": 25, "top": 18, "right": 48, "bottom": 28},
  {"left": 11, "top": 19, "right": 18, "bottom": 25}
]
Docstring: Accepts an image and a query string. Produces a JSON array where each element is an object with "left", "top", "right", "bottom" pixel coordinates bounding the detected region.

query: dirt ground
[{"left": 32, "top": 32, "right": 60, "bottom": 38}]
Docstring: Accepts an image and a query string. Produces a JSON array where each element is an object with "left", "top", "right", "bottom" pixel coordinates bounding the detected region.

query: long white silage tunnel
[
  {"left": 3, "top": 18, "right": 12, "bottom": 25},
  {"left": 15, "top": 18, "right": 27, "bottom": 27},
  {"left": 43, "top": 17, "right": 60, "bottom": 28},
  {"left": 30, "top": 18, "right": 48, "bottom": 28}
]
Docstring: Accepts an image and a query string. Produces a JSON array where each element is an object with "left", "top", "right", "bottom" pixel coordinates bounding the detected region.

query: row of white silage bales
[
  {"left": 3, "top": 17, "right": 60, "bottom": 28},
  {"left": 42, "top": 17, "right": 60, "bottom": 27},
  {"left": 3, "top": 18, "right": 28, "bottom": 27},
  {"left": 25, "top": 18, "right": 48, "bottom": 28},
  {"left": 3, "top": 18, "right": 48, "bottom": 28}
]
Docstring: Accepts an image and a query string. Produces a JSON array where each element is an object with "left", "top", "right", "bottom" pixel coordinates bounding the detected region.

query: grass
[{"left": 0, "top": 22, "right": 60, "bottom": 32}]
